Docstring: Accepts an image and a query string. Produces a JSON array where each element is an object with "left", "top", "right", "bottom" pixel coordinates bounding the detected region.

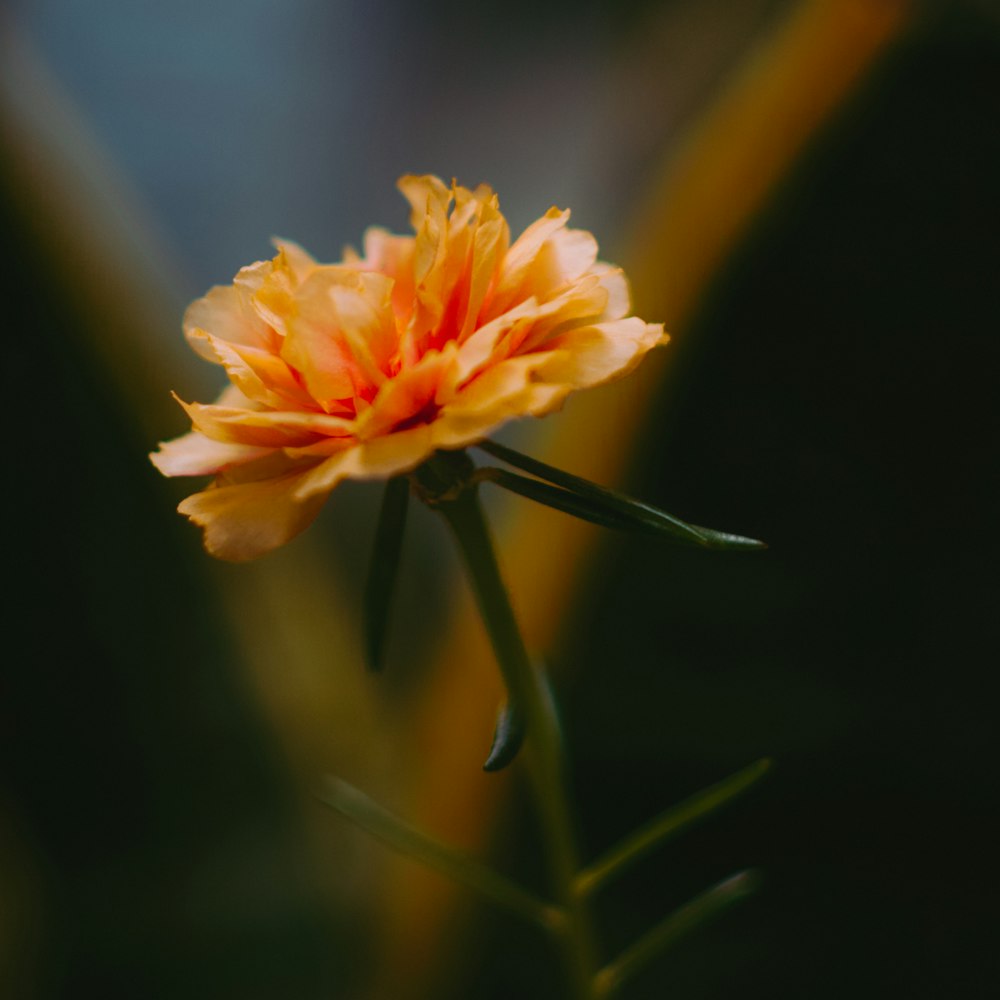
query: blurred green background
[{"left": 1, "top": 1, "right": 998, "bottom": 998}]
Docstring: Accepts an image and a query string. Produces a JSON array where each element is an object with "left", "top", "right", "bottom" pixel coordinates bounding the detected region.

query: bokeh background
[{"left": 2, "top": 1, "right": 998, "bottom": 997}]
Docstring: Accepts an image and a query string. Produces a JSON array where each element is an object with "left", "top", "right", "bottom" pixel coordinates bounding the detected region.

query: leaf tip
[
  {"left": 699, "top": 529, "right": 768, "bottom": 552},
  {"left": 721, "top": 868, "right": 764, "bottom": 898},
  {"left": 482, "top": 700, "right": 525, "bottom": 772}
]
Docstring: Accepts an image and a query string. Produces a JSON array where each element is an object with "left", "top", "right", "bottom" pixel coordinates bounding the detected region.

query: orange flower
[{"left": 151, "top": 175, "right": 667, "bottom": 560}]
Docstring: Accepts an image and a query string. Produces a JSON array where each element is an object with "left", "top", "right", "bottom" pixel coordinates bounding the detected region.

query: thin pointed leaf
[
  {"left": 576, "top": 758, "right": 772, "bottom": 897},
  {"left": 594, "top": 871, "right": 760, "bottom": 998},
  {"left": 319, "top": 776, "right": 558, "bottom": 930},
  {"left": 483, "top": 466, "right": 756, "bottom": 549},
  {"left": 477, "top": 439, "right": 765, "bottom": 551},
  {"left": 483, "top": 699, "right": 526, "bottom": 772},
  {"left": 363, "top": 475, "right": 409, "bottom": 670},
  {"left": 481, "top": 468, "right": 640, "bottom": 533}
]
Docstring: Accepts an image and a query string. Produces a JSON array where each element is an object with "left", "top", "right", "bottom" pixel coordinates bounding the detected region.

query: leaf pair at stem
[
  {"left": 362, "top": 438, "right": 765, "bottom": 770},
  {"left": 320, "top": 758, "right": 771, "bottom": 998}
]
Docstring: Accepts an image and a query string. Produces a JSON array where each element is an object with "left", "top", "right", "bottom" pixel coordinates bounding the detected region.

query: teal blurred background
[{"left": 2, "top": 1, "right": 998, "bottom": 997}]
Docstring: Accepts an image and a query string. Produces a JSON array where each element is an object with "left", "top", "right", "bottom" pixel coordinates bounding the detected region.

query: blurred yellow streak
[
  {"left": 627, "top": 0, "right": 914, "bottom": 328},
  {"left": 373, "top": 0, "right": 912, "bottom": 995}
]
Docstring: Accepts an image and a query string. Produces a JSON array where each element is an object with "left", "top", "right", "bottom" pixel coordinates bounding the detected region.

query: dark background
[
  {"left": 561, "top": 12, "right": 1000, "bottom": 997},
  {"left": 2, "top": 2, "right": 997, "bottom": 998}
]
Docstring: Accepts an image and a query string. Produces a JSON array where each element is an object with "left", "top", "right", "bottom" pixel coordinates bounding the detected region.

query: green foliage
[
  {"left": 477, "top": 440, "right": 766, "bottom": 550},
  {"left": 319, "top": 777, "right": 557, "bottom": 931},
  {"left": 341, "top": 451, "right": 769, "bottom": 996}
]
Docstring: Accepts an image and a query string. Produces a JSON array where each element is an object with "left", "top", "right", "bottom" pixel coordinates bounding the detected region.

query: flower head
[{"left": 151, "top": 175, "right": 667, "bottom": 560}]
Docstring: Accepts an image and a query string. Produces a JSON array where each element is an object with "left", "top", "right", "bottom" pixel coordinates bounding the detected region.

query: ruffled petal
[
  {"left": 543, "top": 225, "right": 599, "bottom": 284},
  {"left": 150, "top": 431, "right": 271, "bottom": 477},
  {"left": 453, "top": 275, "right": 609, "bottom": 386},
  {"left": 357, "top": 346, "right": 457, "bottom": 439},
  {"left": 184, "top": 283, "right": 277, "bottom": 359},
  {"left": 485, "top": 207, "right": 569, "bottom": 319},
  {"left": 513, "top": 225, "right": 600, "bottom": 306},
  {"left": 326, "top": 277, "right": 397, "bottom": 384},
  {"left": 362, "top": 227, "right": 417, "bottom": 329},
  {"left": 178, "top": 457, "right": 328, "bottom": 561},
  {"left": 459, "top": 193, "right": 510, "bottom": 342},
  {"left": 271, "top": 238, "right": 317, "bottom": 283},
  {"left": 431, "top": 381, "right": 570, "bottom": 449},
  {"left": 452, "top": 298, "right": 541, "bottom": 387},
  {"left": 279, "top": 274, "right": 368, "bottom": 406},
  {"left": 292, "top": 426, "right": 436, "bottom": 500},
  {"left": 503, "top": 275, "right": 609, "bottom": 358},
  {"left": 398, "top": 175, "right": 451, "bottom": 337},
  {"left": 446, "top": 351, "right": 565, "bottom": 417},
  {"left": 282, "top": 267, "right": 397, "bottom": 404},
  {"left": 398, "top": 173, "right": 452, "bottom": 233},
  {"left": 247, "top": 247, "right": 313, "bottom": 337},
  {"left": 175, "top": 394, "right": 354, "bottom": 448},
  {"left": 536, "top": 319, "right": 668, "bottom": 389},
  {"left": 592, "top": 263, "right": 631, "bottom": 321},
  {"left": 187, "top": 330, "right": 314, "bottom": 409},
  {"left": 397, "top": 176, "right": 504, "bottom": 358}
]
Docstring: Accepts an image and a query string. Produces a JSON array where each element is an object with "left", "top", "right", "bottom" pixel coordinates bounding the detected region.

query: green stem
[
  {"left": 437, "top": 484, "right": 599, "bottom": 1000},
  {"left": 363, "top": 475, "right": 410, "bottom": 671}
]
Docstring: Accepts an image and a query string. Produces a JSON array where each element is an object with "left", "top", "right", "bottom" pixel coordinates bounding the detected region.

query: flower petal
[
  {"left": 362, "top": 227, "right": 417, "bottom": 329},
  {"left": 592, "top": 263, "right": 631, "bottom": 321},
  {"left": 459, "top": 193, "right": 510, "bottom": 342},
  {"left": 545, "top": 225, "right": 599, "bottom": 282},
  {"left": 150, "top": 431, "right": 271, "bottom": 477},
  {"left": 326, "top": 279, "right": 397, "bottom": 385},
  {"left": 453, "top": 274, "right": 611, "bottom": 386},
  {"left": 246, "top": 246, "right": 316, "bottom": 337},
  {"left": 178, "top": 460, "right": 328, "bottom": 561},
  {"left": 358, "top": 346, "right": 457, "bottom": 439},
  {"left": 280, "top": 273, "right": 369, "bottom": 405},
  {"left": 452, "top": 298, "right": 541, "bottom": 387},
  {"left": 187, "top": 329, "right": 314, "bottom": 409},
  {"left": 447, "top": 351, "right": 566, "bottom": 416},
  {"left": 485, "top": 207, "right": 569, "bottom": 319},
  {"left": 398, "top": 175, "right": 493, "bottom": 356},
  {"left": 398, "top": 173, "right": 452, "bottom": 233},
  {"left": 292, "top": 425, "right": 436, "bottom": 500},
  {"left": 431, "top": 380, "right": 570, "bottom": 449},
  {"left": 398, "top": 175, "right": 450, "bottom": 317},
  {"left": 175, "top": 395, "right": 354, "bottom": 448},
  {"left": 271, "top": 238, "right": 317, "bottom": 282},
  {"left": 281, "top": 267, "right": 399, "bottom": 406},
  {"left": 184, "top": 283, "right": 276, "bottom": 359},
  {"left": 537, "top": 319, "right": 668, "bottom": 389},
  {"left": 503, "top": 275, "right": 609, "bottom": 357}
]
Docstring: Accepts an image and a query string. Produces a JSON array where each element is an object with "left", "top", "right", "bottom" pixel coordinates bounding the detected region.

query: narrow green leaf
[
  {"left": 575, "top": 758, "right": 772, "bottom": 897},
  {"left": 480, "top": 468, "right": 640, "bottom": 533},
  {"left": 363, "top": 475, "right": 410, "bottom": 671},
  {"left": 483, "top": 700, "right": 526, "bottom": 772},
  {"left": 477, "top": 439, "right": 766, "bottom": 551},
  {"left": 594, "top": 871, "right": 761, "bottom": 998},
  {"left": 318, "top": 776, "right": 558, "bottom": 930}
]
